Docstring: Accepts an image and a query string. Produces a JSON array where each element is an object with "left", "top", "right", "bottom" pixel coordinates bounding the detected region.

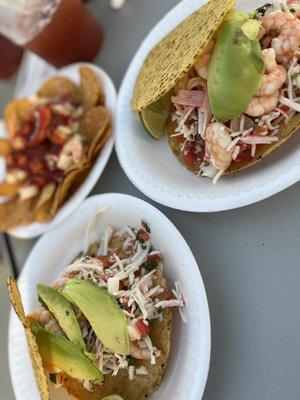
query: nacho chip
[
  {"left": 7, "top": 277, "right": 50, "bottom": 400},
  {"left": 132, "top": 0, "right": 235, "bottom": 112},
  {"left": 88, "top": 123, "right": 112, "bottom": 161},
  {"left": 80, "top": 106, "right": 111, "bottom": 158},
  {"left": 0, "top": 197, "right": 36, "bottom": 232},
  {"left": 38, "top": 76, "right": 80, "bottom": 103},
  {"left": 0, "top": 182, "right": 20, "bottom": 196},
  {"left": 80, "top": 66, "right": 105, "bottom": 109},
  {"left": 4, "top": 99, "right": 33, "bottom": 137},
  {"left": 50, "top": 162, "right": 91, "bottom": 217},
  {"left": 62, "top": 268, "right": 172, "bottom": 400},
  {"left": 0, "top": 139, "right": 11, "bottom": 156}
]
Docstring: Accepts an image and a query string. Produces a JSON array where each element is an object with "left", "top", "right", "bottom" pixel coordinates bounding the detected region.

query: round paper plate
[
  {"left": 8, "top": 193, "right": 211, "bottom": 400},
  {"left": 116, "top": 0, "right": 300, "bottom": 212},
  {"left": 1, "top": 62, "right": 116, "bottom": 238}
]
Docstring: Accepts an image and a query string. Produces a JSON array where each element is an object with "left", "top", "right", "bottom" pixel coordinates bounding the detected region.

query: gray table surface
[{"left": 1, "top": 1, "right": 300, "bottom": 399}]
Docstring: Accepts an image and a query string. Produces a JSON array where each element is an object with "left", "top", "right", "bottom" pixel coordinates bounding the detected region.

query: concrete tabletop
[{"left": 1, "top": 1, "right": 299, "bottom": 399}]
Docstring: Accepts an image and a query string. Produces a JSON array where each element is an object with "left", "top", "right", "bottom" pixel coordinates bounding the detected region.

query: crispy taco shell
[
  {"left": 4, "top": 100, "right": 34, "bottom": 138},
  {"left": 132, "top": 0, "right": 235, "bottom": 112},
  {"left": 7, "top": 277, "right": 50, "bottom": 400}
]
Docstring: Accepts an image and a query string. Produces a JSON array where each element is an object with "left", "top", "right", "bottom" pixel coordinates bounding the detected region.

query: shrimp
[
  {"left": 245, "top": 91, "right": 280, "bottom": 117},
  {"left": 27, "top": 309, "right": 63, "bottom": 334},
  {"left": 57, "top": 134, "right": 83, "bottom": 171},
  {"left": 194, "top": 53, "right": 212, "bottom": 80},
  {"left": 256, "top": 49, "right": 287, "bottom": 96},
  {"left": 129, "top": 341, "right": 151, "bottom": 360},
  {"left": 260, "top": 11, "right": 300, "bottom": 63},
  {"left": 205, "top": 122, "right": 232, "bottom": 170}
]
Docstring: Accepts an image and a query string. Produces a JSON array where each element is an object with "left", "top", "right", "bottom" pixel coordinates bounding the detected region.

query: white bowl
[
  {"left": 1, "top": 62, "right": 116, "bottom": 238},
  {"left": 115, "top": 0, "right": 300, "bottom": 212},
  {"left": 8, "top": 193, "right": 211, "bottom": 400}
]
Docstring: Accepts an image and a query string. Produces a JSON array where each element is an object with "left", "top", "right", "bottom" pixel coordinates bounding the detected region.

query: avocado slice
[
  {"left": 101, "top": 396, "right": 124, "bottom": 400},
  {"left": 37, "top": 284, "right": 85, "bottom": 351},
  {"left": 61, "top": 279, "right": 129, "bottom": 355},
  {"left": 31, "top": 323, "right": 102, "bottom": 382},
  {"left": 208, "top": 20, "right": 264, "bottom": 122}
]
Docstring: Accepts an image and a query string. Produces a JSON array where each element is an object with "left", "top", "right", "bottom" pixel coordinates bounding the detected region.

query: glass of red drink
[{"left": 0, "top": 0, "right": 103, "bottom": 68}]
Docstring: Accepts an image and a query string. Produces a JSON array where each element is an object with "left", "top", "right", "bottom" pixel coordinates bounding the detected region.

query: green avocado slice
[
  {"left": 31, "top": 323, "right": 102, "bottom": 382},
  {"left": 37, "top": 284, "right": 86, "bottom": 351},
  {"left": 208, "top": 20, "right": 264, "bottom": 122},
  {"left": 61, "top": 279, "right": 129, "bottom": 356}
]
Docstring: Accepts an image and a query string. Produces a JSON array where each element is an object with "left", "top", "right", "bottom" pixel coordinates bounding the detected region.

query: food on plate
[
  {"left": 8, "top": 218, "right": 185, "bottom": 400},
  {"left": 132, "top": 0, "right": 300, "bottom": 183},
  {"left": 0, "top": 66, "right": 112, "bottom": 231}
]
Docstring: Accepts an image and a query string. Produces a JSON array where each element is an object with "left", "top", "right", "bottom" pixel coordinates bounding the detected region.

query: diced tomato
[
  {"left": 181, "top": 141, "right": 204, "bottom": 166},
  {"left": 135, "top": 320, "right": 150, "bottom": 337},
  {"left": 28, "top": 106, "right": 52, "bottom": 147},
  {"left": 147, "top": 253, "right": 162, "bottom": 268},
  {"left": 137, "top": 229, "right": 150, "bottom": 241},
  {"left": 236, "top": 146, "right": 253, "bottom": 162},
  {"left": 97, "top": 255, "right": 111, "bottom": 268},
  {"left": 18, "top": 121, "right": 33, "bottom": 137}
]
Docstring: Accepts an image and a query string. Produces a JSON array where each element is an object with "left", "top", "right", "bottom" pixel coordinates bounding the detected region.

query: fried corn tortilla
[
  {"left": 132, "top": 0, "right": 235, "bottom": 112},
  {"left": 80, "top": 66, "right": 105, "bottom": 109},
  {"left": 0, "top": 197, "right": 37, "bottom": 232},
  {"left": 0, "top": 67, "right": 112, "bottom": 232},
  {"left": 7, "top": 277, "right": 50, "bottom": 400},
  {"left": 38, "top": 76, "right": 80, "bottom": 103},
  {"left": 0, "top": 139, "right": 11, "bottom": 156}
]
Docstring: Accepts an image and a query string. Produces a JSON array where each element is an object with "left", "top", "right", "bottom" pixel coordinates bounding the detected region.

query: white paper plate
[
  {"left": 1, "top": 62, "right": 116, "bottom": 238},
  {"left": 8, "top": 193, "right": 211, "bottom": 400},
  {"left": 116, "top": 0, "right": 300, "bottom": 212}
]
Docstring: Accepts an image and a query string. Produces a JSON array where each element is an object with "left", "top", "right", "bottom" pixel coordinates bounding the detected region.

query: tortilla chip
[
  {"left": 0, "top": 139, "right": 11, "bottom": 156},
  {"left": 80, "top": 106, "right": 111, "bottom": 160},
  {"left": 0, "top": 197, "right": 37, "bottom": 232},
  {"left": 80, "top": 66, "right": 105, "bottom": 109},
  {"left": 0, "top": 182, "right": 21, "bottom": 197},
  {"left": 226, "top": 113, "right": 300, "bottom": 174},
  {"left": 132, "top": 0, "right": 235, "bottom": 112},
  {"left": 62, "top": 268, "right": 172, "bottom": 400},
  {"left": 7, "top": 277, "right": 50, "bottom": 400},
  {"left": 4, "top": 99, "right": 33, "bottom": 137},
  {"left": 50, "top": 162, "right": 91, "bottom": 217},
  {"left": 38, "top": 76, "right": 80, "bottom": 103}
]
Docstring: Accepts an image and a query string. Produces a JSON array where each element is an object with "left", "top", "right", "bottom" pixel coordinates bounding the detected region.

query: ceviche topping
[
  {"left": 6, "top": 95, "right": 85, "bottom": 199},
  {"left": 28, "top": 219, "right": 185, "bottom": 388},
  {"left": 169, "top": 0, "right": 300, "bottom": 183}
]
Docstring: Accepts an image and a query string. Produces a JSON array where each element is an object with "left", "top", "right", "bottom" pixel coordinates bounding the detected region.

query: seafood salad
[
  {"left": 169, "top": 0, "right": 300, "bottom": 183},
  {"left": 133, "top": 0, "right": 300, "bottom": 184},
  {"left": 0, "top": 66, "right": 112, "bottom": 231},
  {"left": 11, "top": 218, "right": 185, "bottom": 399}
]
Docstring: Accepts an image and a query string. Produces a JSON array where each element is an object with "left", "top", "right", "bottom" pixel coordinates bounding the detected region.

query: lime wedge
[{"left": 139, "top": 93, "right": 172, "bottom": 140}]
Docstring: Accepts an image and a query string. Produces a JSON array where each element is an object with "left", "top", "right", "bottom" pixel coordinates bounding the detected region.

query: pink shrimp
[
  {"left": 205, "top": 122, "right": 232, "bottom": 170},
  {"left": 260, "top": 11, "right": 300, "bottom": 63},
  {"left": 194, "top": 53, "right": 212, "bottom": 80},
  {"left": 256, "top": 49, "right": 287, "bottom": 96},
  {"left": 245, "top": 91, "right": 280, "bottom": 117},
  {"left": 129, "top": 341, "right": 151, "bottom": 360}
]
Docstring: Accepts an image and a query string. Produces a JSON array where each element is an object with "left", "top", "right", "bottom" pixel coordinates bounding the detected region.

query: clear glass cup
[{"left": 0, "top": 0, "right": 103, "bottom": 68}]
